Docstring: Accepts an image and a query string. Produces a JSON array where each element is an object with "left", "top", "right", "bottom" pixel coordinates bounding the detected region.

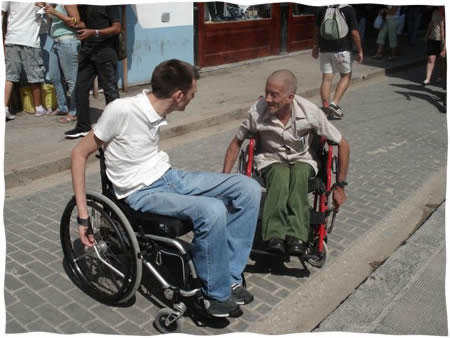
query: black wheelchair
[
  {"left": 237, "top": 134, "right": 339, "bottom": 268},
  {"left": 60, "top": 149, "right": 226, "bottom": 333}
]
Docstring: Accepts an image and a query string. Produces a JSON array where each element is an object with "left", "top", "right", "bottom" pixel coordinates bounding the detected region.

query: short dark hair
[{"left": 151, "top": 59, "right": 200, "bottom": 98}]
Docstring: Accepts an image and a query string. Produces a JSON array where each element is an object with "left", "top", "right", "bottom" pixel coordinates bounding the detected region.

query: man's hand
[
  {"left": 312, "top": 46, "right": 319, "bottom": 59},
  {"left": 441, "top": 49, "right": 446, "bottom": 58},
  {"left": 355, "top": 50, "right": 363, "bottom": 64},
  {"left": 77, "top": 29, "right": 95, "bottom": 40},
  {"left": 332, "top": 186, "right": 346, "bottom": 211},
  {"left": 79, "top": 225, "right": 95, "bottom": 247}
]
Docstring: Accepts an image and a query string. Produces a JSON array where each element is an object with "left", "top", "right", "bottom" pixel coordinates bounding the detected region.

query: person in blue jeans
[
  {"left": 70, "top": 59, "right": 262, "bottom": 318},
  {"left": 43, "top": 4, "right": 80, "bottom": 123}
]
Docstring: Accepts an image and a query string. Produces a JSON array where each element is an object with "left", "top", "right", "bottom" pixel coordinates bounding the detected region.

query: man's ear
[
  {"left": 288, "top": 93, "right": 295, "bottom": 102},
  {"left": 173, "top": 89, "right": 184, "bottom": 103}
]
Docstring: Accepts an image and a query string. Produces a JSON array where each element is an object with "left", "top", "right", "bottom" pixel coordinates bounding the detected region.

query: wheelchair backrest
[{"left": 98, "top": 148, "right": 117, "bottom": 201}]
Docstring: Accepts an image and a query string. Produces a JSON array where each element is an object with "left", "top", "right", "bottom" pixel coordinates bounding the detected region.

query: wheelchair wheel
[
  {"left": 307, "top": 242, "right": 328, "bottom": 268},
  {"left": 154, "top": 308, "right": 184, "bottom": 333},
  {"left": 60, "top": 192, "right": 142, "bottom": 305}
]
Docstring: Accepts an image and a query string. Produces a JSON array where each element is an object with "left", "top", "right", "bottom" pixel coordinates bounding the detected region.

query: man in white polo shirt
[
  {"left": 71, "top": 59, "right": 261, "bottom": 318},
  {"left": 2, "top": 1, "right": 48, "bottom": 120}
]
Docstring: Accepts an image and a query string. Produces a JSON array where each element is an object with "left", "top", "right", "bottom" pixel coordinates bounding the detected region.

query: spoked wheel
[
  {"left": 307, "top": 241, "right": 328, "bottom": 268},
  {"left": 60, "top": 192, "right": 142, "bottom": 305},
  {"left": 154, "top": 308, "right": 184, "bottom": 334}
]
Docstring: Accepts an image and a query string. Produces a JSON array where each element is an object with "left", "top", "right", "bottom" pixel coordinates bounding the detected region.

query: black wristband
[
  {"left": 336, "top": 181, "right": 348, "bottom": 188},
  {"left": 77, "top": 216, "right": 90, "bottom": 227}
]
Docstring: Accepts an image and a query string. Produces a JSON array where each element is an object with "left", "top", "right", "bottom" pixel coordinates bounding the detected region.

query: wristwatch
[
  {"left": 335, "top": 181, "right": 348, "bottom": 188},
  {"left": 77, "top": 216, "right": 91, "bottom": 227},
  {"left": 95, "top": 29, "right": 100, "bottom": 38}
]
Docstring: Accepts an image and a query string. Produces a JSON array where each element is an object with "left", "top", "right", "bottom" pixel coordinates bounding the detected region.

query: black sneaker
[
  {"left": 231, "top": 283, "right": 254, "bottom": 305},
  {"left": 203, "top": 297, "right": 241, "bottom": 318},
  {"left": 327, "top": 104, "right": 344, "bottom": 120},
  {"left": 65, "top": 127, "right": 90, "bottom": 139}
]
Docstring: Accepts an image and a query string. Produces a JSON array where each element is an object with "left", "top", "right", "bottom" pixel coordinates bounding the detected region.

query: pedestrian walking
[
  {"left": 422, "top": 6, "right": 445, "bottom": 86},
  {"left": 64, "top": 5, "right": 121, "bottom": 139},
  {"left": 312, "top": 5, "right": 363, "bottom": 120},
  {"left": 372, "top": 6, "right": 403, "bottom": 61}
]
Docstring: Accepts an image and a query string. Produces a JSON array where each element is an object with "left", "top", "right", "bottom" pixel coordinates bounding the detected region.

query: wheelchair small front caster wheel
[
  {"left": 154, "top": 308, "right": 184, "bottom": 333},
  {"left": 307, "top": 242, "right": 328, "bottom": 268}
]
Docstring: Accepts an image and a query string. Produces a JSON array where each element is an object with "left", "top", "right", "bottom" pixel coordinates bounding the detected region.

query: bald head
[{"left": 267, "top": 70, "right": 297, "bottom": 95}]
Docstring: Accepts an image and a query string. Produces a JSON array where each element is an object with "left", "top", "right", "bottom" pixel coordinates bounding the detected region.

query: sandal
[
  {"left": 57, "top": 114, "right": 77, "bottom": 124},
  {"left": 49, "top": 109, "right": 68, "bottom": 116}
]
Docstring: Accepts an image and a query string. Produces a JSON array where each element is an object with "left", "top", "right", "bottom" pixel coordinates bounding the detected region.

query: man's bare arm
[
  {"left": 333, "top": 136, "right": 350, "bottom": 209},
  {"left": 71, "top": 130, "right": 104, "bottom": 246},
  {"left": 223, "top": 136, "right": 243, "bottom": 173}
]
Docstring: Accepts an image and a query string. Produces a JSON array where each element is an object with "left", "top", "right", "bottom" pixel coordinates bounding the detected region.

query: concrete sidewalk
[
  {"left": 314, "top": 203, "right": 447, "bottom": 335},
  {"left": 3, "top": 39, "right": 427, "bottom": 189}
]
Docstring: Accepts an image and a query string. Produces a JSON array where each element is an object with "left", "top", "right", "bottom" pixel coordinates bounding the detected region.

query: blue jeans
[
  {"left": 49, "top": 37, "right": 80, "bottom": 115},
  {"left": 126, "top": 168, "right": 262, "bottom": 301}
]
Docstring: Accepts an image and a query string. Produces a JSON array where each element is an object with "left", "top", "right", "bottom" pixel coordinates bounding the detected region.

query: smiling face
[{"left": 264, "top": 79, "right": 294, "bottom": 114}]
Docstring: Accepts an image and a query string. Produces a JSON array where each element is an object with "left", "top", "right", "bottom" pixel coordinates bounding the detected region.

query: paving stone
[
  {"left": 19, "top": 272, "right": 48, "bottom": 291},
  {"left": 255, "top": 303, "right": 272, "bottom": 315},
  {"left": 4, "top": 289, "right": 18, "bottom": 306},
  {"left": 7, "top": 302, "right": 39, "bottom": 324},
  {"left": 60, "top": 302, "right": 97, "bottom": 324},
  {"left": 116, "top": 320, "right": 150, "bottom": 335},
  {"left": 89, "top": 303, "right": 127, "bottom": 326},
  {"left": 16, "top": 288, "right": 46, "bottom": 309},
  {"left": 86, "top": 319, "right": 120, "bottom": 334},
  {"left": 20, "top": 231, "right": 46, "bottom": 244},
  {"left": 250, "top": 286, "right": 282, "bottom": 307},
  {"left": 58, "top": 320, "right": 90, "bottom": 334},
  {"left": 26, "top": 318, "right": 61, "bottom": 333},
  {"left": 247, "top": 275, "right": 278, "bottom": 292},
  {"left": 31, "top": 249, "right": 59, "bottom": 264},
  {"left": 14, "top": 239, "right": 40, "bottom": 253},
  {"left": 5, "top": 273, "right": 25, "bottom": 292},
  {"left": 6, "top": 319, "right": 27, "bottom": 333},
  {"left": 25, "top": 260, "right": 55, "bottom": 278},
  {"left": 35, "top": 303, "right": 71, "bottom": 327},
  {"left": 39, "top": 286, "right": 72, "bottom": 308}
]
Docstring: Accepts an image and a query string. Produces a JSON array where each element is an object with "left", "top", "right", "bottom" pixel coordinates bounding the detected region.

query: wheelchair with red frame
[{"left": 238, "top": 134, "right": 339, "bottom": 268}]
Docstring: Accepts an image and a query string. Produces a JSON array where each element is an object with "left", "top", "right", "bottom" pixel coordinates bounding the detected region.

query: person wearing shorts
[
  {"left": 312, "top": 5, "right": 363, "bottom": 120},
  {"left": 2, "top": 1, "right": 48, "bottom": 120},
  {"left": 422, "top": 6, "right": 445, "bottom": 86}
]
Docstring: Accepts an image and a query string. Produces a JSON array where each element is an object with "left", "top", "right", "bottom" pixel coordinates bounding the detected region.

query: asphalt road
[{"left": 3, "top": 65, "right": 447, "bottom": 334}]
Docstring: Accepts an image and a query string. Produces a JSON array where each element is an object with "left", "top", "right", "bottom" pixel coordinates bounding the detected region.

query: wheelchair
[
  {"left": 237, "top": 134, "right": 339, "bottom": 268},
  {"left": 60, "top": 149, "right": 223, "bottom": 333}
]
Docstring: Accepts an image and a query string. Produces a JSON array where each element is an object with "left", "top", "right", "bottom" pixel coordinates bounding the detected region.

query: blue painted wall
[{"left": 118, "top": 6, "right": 194, "bottom": 87}]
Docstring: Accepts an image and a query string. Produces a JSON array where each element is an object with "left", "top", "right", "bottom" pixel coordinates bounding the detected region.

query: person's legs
[
  {"left": 23, "top": 46, "right": 47, "bottom": 114},
  {"left": 332, "top": 72, "right": 351, "bottom": 106},
  {"left": 49, "top": 42, "right": 69, "bottom": 114},
  {"left": 95, "top": 61, "right": 120, "bottom": 105},
  {"left": 55, "top": 38, "right": 80, "bottom": 116},
  {"left": 386, "top": 16, "right": 399, "bottom": 56},
  {"left": 425, "top": 55, "right": 437, "bottom": 83},
  {"left": 374, "top": 22, "right": 388, "bottom": 57},
  {"left": 4, "top": 45, "right": 22, "bottom": 120},
  {"left": 67, "top": 54, "right": 96, "bottom": 135},
  {"left": 319, "top": 53, "right": 334, "bottom": 107},
  {"left": 126, "top": 168, "right": 261, "bottom": 300},
  {"left": 176, "top": 170, "right": 261, "bottom": 286},
  {"left": 285, "top": 162, "right": 314, "bottom": 242},
  {"left": 261, "top": 163, "right": 290, "bottom": 241}
]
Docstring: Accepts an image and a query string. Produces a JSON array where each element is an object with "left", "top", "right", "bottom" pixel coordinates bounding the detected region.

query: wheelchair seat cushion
[{"left": 116, "top": 199, "right": 193, "bottom": 238}]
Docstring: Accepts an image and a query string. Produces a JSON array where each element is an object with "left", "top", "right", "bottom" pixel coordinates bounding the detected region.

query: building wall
[{"left": 119, "top": 3, "right": 194, "bottom": 87}]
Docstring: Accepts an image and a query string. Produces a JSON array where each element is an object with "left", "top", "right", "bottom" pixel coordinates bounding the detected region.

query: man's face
[
  {"left": 265, "top": 80, "right": 293, "bottom": 114},
  {"left": 177, "top": 79, "right": 197, "bottom": 111}
]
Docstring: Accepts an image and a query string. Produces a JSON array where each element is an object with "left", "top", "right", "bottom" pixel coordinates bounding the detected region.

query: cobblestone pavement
[{"left": 4, "top": 66, "right": 447, "bottom": 334}]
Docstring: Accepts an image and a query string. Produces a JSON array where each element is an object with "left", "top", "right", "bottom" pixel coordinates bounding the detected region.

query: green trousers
[{"left": 261, "top": 162, "right": 314, "bottom": 242}]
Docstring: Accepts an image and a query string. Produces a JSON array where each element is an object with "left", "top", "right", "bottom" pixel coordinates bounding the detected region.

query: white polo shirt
[{"left": 94, "top": 90, "right": 171, "bottom": 199}]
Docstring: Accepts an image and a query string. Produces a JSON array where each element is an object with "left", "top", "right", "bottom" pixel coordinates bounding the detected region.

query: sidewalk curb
[
  {"left": 4, "top": 57, "right": 426, "bottom": 190},
  {"left": 247, "top": 167, "right": 446, "bottom": 334}
]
